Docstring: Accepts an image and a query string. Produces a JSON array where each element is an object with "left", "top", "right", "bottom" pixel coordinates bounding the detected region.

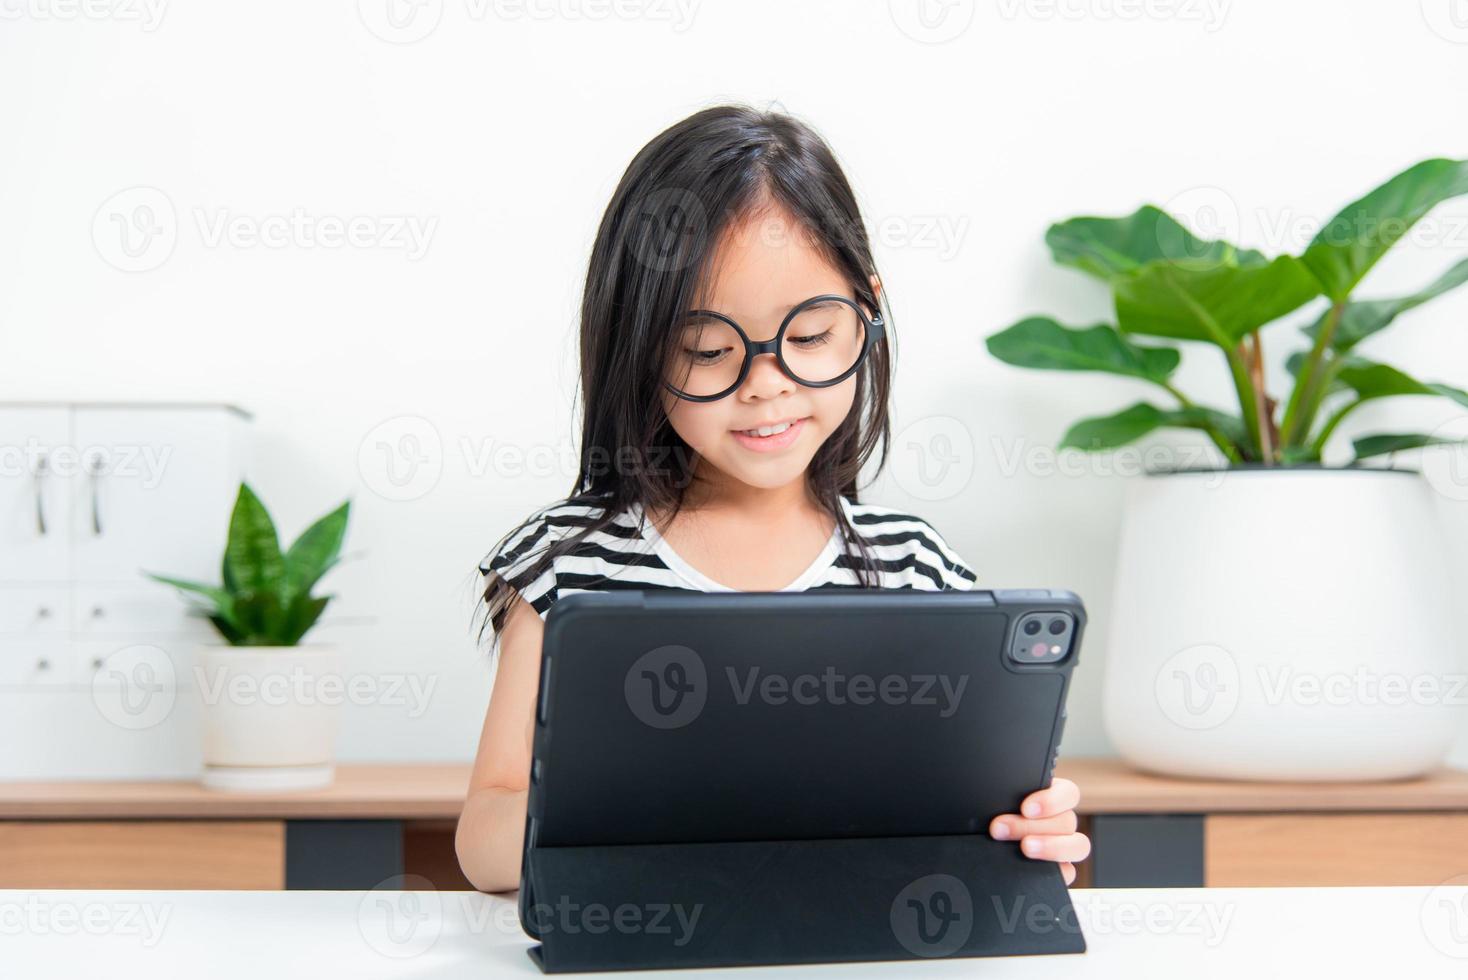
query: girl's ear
[{"left": 863, "top": 274, "right": 883, "bottom": 320}]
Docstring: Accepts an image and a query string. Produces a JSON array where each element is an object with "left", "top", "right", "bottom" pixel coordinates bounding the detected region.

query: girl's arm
[{"left": 455, "top": 595, "right": 544, "bottom": 893}]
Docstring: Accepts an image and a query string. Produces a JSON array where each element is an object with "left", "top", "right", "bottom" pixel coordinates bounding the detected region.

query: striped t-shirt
[{"left": 479, "top": 494, "right": 979, "bottom": 622}]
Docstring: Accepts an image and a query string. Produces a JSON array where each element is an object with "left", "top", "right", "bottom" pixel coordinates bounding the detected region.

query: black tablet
[{"left": 518, "top": 588, "right": 1087, "bottom": 972}]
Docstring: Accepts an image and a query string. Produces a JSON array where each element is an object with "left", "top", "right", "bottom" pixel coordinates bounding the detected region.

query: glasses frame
[{"left": 662, "top": 293, "right": 887, "bottom": 403}]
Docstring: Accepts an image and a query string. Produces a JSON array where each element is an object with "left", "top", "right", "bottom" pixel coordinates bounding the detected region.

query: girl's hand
[{"left": 988, "top": 777, "right": 1091, "bottom": 886}]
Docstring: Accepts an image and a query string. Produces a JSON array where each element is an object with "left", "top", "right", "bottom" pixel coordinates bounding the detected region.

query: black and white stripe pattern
[{"left": 480, "top": 494, "right": 979, "bottom": 621}]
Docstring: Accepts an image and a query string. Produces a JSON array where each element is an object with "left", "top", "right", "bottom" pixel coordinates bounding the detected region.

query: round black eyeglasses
[{"left": 662, "top": 294, "right": 886, "bottom": 403}]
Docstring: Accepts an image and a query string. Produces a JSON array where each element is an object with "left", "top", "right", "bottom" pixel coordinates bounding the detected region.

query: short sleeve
[
  {"left": 915, "top": 517, "right": 979, "bottom": 591},
  {"left": 479, "top": 509, "right": 561, "bottom": 620}
]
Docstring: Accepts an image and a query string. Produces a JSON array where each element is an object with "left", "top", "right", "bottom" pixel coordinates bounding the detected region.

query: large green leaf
[
  {"left": 1335, "top": 357, "right": 1468, "bottom": 408},
  {"left": 1114, "top": 255, "right": 1322, "bottom": 345},
  {"left": 143, "top": 572, "right": 230, "bottom": 613},
  {"left": 1302, "top": 158, "right": 1468, "bottom": 300},
  {"left": 145, "top": 571, "right": 242, "bottom": 644},
  {"left": 232, "top": 590, "right": 287, "bottom": 646},
  {"left": 223, "top": 484, "right": 285, "bottom": 595},
  {"left": 1302, "top": 256, "right": 1468, "bottom": 352},
  {"left": 1046, "top": 205, "right": 1256, "bottom": 280},
  {"left": 986, "top": 317, "right": 1180, "bottom": 382},
  {"left": 280, "top": 593, "right": 331, "bottom": 646},
  {"left": 284, "top": 500, "right": 350, "bottom": 598},
  {"left": 208, "top": 613, "right": 247, "bottom": 645},
  {"left": 1352, "top": 432, "right": 1463, "bottom": 461},
  {"left": 1060, "top": 401, "right": 1245, "bottom": 451}
]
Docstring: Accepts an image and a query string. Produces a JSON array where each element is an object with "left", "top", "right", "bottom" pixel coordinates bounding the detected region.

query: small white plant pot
[
  {"left": 195, "top": 645, "right": 341, "bottom": 791},
  {"left": 1103, "top": 468, "right": 1462, "bottom": 781}
]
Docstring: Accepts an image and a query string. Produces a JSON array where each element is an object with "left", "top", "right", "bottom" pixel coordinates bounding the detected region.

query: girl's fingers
[
  {"left": 1019, "top": 778, "right": 1080, "bottom": 819},
  {"left": 1019, "top": 832, "right": 1092, "bottom": 865},
  {"left": 989, "top": 809, "right": 1077, "bottom": 841},
  {"left": 986, "top": 780, "right": 1089, "bottom": 877}
]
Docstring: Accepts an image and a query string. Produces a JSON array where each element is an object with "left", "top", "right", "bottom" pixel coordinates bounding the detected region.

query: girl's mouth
[{"left": 731, "top": 416, "right": 809, "bottom": 452}]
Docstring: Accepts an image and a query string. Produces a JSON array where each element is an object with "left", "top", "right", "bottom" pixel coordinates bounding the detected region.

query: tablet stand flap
[{"left": 523, "top": 833, "right": 1086, "bottom": 973}]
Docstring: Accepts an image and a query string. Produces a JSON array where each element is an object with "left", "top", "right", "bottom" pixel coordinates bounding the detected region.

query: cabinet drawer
[
  {"left": 1205, "top": 812, "right": 1468, "bottom": 886},
  {"left": 71, "top": 585, "right": 220, "bottom": 640},
  {"left": 0, "top": 640, "right": 69, "bottom": 687},
  {"left": 0, "top": 820, "right": 285, "bottom": 889},
  {"left": 0, "top": 586, "right": 69, "bottom": 637}
]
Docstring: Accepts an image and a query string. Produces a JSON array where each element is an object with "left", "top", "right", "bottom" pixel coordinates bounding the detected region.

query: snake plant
[{"left": 145, "top": 483, "right": 350, "bottom": 646}]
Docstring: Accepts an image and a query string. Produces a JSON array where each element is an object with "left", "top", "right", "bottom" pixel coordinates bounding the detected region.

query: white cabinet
[{"left": 0, "top": 403, "right": 250, "bottom": 780}]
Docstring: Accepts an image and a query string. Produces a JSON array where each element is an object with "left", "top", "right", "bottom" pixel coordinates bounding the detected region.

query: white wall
[{"left": 3, "top": 0, "right": 1467, "bottom": 764}]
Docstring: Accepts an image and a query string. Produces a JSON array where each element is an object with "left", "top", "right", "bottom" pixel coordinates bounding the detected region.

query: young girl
[{"left": 457, "top": 104, "right": 1089, "bottom": 894}]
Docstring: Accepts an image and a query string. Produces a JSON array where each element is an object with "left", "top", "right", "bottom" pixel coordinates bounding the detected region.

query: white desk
[{"left": 4, "top": 885, "right": 1467, "bottom": 977}]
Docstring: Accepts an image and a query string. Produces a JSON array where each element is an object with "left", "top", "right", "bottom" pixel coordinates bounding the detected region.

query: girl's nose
[{"left": 740, "top": 351, "right": 797, "bottom": 399}]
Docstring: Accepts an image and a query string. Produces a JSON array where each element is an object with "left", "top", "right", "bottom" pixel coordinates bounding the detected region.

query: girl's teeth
[{"left": 744, "top": 421, "right": 793, "bottom": 437}]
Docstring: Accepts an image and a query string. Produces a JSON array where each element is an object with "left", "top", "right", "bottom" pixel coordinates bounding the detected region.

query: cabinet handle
[
  {"left": 34, "top": 453, "right": 48, "bottom": 535},
  {"left": 87, "top": 454, "right": 104, "bottom": 535}
]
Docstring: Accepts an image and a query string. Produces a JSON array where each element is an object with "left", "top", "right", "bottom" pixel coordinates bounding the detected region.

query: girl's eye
[
  {"left": 679, "top": 318, "right": 737, "bottom": 366},
  {"left": 685, "top": 347, "right": 730, "bottom": 365},
  {"left": 788, "top": 331, "right": 833, "bottom": 348}
]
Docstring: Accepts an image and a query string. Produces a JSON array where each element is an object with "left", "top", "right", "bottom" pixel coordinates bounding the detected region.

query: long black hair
[{"left": 478, "top": 102, "right": 898, "bottom": 653}]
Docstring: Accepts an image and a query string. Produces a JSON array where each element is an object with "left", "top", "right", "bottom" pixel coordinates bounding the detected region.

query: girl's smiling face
[{"left": 660, "top": 199, "right": 880, "bottom": 496}]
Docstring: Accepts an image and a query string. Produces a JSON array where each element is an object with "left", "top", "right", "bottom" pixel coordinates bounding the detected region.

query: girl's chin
[{"left": 724, "top": 451, "right": 815, "bottom": 486}]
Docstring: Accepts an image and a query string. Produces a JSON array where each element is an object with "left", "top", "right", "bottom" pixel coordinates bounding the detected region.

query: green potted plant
[
  {"left": 147, "top": 483, "right": 351, "bottom": 791},
  {"left": 987, "top": 158, "right": 1468, "bottom": 781}
]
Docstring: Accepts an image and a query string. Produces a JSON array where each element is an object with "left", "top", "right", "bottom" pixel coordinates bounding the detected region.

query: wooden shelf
[
  {"left": 4, "top": 759, "right": 1467, "bottom": 890},
  {"left": 0, "top": 764, "right": 471, "bottom": 820},
  {"left": 1059, "top": 757, "right": 1468, "bottom": 814},
  {"left": 3, "top": 759, "right": 1464, "bottom": 821}
]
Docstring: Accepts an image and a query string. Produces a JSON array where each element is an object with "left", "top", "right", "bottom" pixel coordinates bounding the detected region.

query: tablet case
[{"left": 520, "top": 588, "right": 1086, "bottom": 972}]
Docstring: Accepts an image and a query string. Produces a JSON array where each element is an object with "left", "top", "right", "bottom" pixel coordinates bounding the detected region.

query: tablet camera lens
[{"left": 1011, "top": 612, "right": 1072, "bottom": 665}]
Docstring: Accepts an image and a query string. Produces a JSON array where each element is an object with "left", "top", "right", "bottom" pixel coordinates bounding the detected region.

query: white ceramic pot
[
  {"left": 1103, "top": 468, "right": 1463, "bottom": 781},
  {"left": 195, "top": 645, "right": 341, "bottom": 791}
]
